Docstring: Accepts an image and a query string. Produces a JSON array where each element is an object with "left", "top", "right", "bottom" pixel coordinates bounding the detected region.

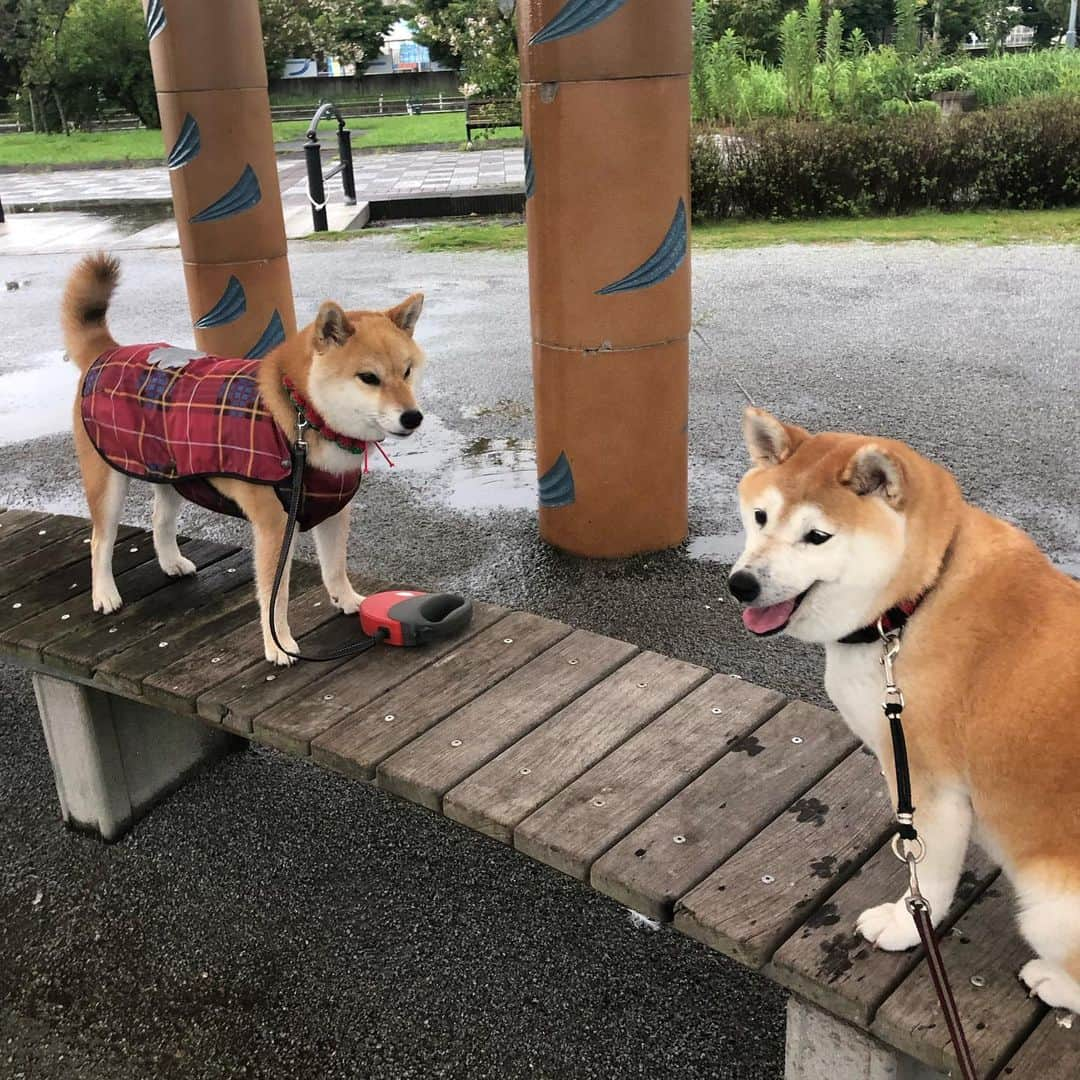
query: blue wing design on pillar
[
  {"left": 596, "top": 199, "right": 687, "bottom": 296},
  {"left": 244, "top": 311, "right": 287, "bottom": 359},
  {"left": 538, "top": 452, "right": 576, "bottom": 508},
  {"left": 166, "top": 114, "right": 201, "bottom": 170},
  {"left": 531, "top": 0, "right": 631, "bottom": 45},
  {"left": 145, "top": 0, "right": 167, "bottom": 41},
  {"left": 189, "top": 165, "right": 262, "bottom": 224},
  {"left": 524, "top": 139, "right": 536, "bottom": 200},
  {"left": 194, "top": 277, "right": 247, "bottom": 329}
]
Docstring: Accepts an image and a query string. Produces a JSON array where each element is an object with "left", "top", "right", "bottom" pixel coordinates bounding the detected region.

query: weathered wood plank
[
  {"left": 0, "top": 515, "right": 93, "bottom": 598},
  {"left": 310, "top": 610, "right": 571, "bottom": 777},
  {"left": 513, "top": 676, "right": 786, "bottom": 882},
  {"left": 41, "top": 547, "right": 250, "bottom": 680},
  {"left": 0, "top": 526, "right": 146, "bottom": 638},
  {"left": 674, "top": 749, "right": 892, "bottom": 968},
  {"left": 377, "top": 630, "right": 638, "bottom": 811},
  {"left": 0, "top": 538, "right": 232, "bottom": 666},
  {"left": 95, "top": 563, "right": 325, "bottom": 702},
  {"left": 871, "top": 879, "right": 1044, "bottom": 1077},
  {"left": 444, "top": 652, "right": 711, "bottom": 844},
  {"left": 142, "top": 576, "right": 332, "bottom": 715},
  {"left": 214, "top": 601, "right": 506, "bottom": 739},
  {"left": 591, "top": 701, "right": 858, "bottom": 922},
  {"left": 1002, "top": 1012, "right": 1080, "bottom": 1079},
  {"left": 770, "top": 844, "right": 998, "bottom": 1029},
  {"left": 0, "top": 509, "right": 51, "bottom": 543}
]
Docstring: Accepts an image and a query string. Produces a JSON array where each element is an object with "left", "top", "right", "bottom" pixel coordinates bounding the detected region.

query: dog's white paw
[
  {"left": 160, "top": 554, "right": 197, "bottom": 578},
  {"left": 1020, "top": 960, "right": 1080, "bottom": 1012},
  {"left": 857, "top": 900, "right": 921, "bottom": 951},
  {"left": 331, "top": 588, "right": 364, "bottom": 616},
  {"left": 264, "top": 635, "right": 299, "bottom": 667},
  {"left": 93, "top": 584, "right": 123, "bottom": 615}
]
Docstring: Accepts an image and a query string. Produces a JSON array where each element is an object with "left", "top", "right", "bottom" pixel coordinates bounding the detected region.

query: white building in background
[{"left": 281, "top": 19, "right": 453, "bottom": 79}]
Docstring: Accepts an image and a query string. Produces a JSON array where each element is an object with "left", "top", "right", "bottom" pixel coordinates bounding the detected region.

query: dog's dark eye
[
  {"left": 804, "top": 529, "right": 833, "bottom": 545},
  {"left": 404, "top": 366, "right": 412, "bottom": 379},
  {"left": 358, "top": 372, "right": 380, "bottom": 386},
  {"left": 754, "top": 509, "right": 767, "bottom": 527}
]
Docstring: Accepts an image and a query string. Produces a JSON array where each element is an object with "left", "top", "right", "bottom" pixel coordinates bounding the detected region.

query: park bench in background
[
  {"left": 1, "top": 506, "right": 1075, "bottom": 1080},
  {"left": 465, "top": 98, "right": 522, "bottom": 143}
]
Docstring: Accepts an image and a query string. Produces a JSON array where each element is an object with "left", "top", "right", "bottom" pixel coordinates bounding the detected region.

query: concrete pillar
[
  {"left": 34, "top": 674, "right": 243, "bottom": 842},
  {"left": 519, "top": 0, "right": 692, "bottom": 557},
  {"left": 141, "top": 0, "right": 296, "bottom": 358},
  {"left": 785, "top": 998, "right": 945, "bottom": 1080}
]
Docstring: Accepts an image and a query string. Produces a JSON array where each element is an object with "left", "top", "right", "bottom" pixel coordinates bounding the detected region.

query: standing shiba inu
[
  {"left": 62, "top": 253, "right": 426, "bottom": 666},
  {"left": 729, "top": 406, "right": 1080, "bottom": 1014}
]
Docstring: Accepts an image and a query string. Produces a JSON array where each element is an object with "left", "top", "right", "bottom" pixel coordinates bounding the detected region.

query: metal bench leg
[
  {"left": 785, "top": 998, "right": 945, "bottom": 1080},
  {"left": 33, "top": 673, "right": 243, "bottom": 842}
]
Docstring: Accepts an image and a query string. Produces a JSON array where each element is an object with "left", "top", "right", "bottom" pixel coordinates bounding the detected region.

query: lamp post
[{"left": 1068, "top": 0, "right": 1078, "bottom": 48}]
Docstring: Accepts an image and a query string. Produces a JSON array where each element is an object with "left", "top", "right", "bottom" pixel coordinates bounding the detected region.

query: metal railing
[{"left": 304, "top": 103, "right": 357, "bottom": 233}]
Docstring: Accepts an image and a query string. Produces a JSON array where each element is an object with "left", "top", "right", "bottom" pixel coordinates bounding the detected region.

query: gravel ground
[{"left": 0, "top": 236, "right": 1076, "bottom": 1079}]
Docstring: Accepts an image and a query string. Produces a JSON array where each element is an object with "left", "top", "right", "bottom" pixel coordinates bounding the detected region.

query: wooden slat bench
[
  {"left": 2, "top": 507, "right": 1075, "bottom": 1080},
  {"left": 465, "top": 97, "right": 522, "bottom": 143}
]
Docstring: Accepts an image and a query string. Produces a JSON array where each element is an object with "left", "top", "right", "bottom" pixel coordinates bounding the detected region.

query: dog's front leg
[
  {"left": 213, "top": 481, "right": 299, "bottom": 666},
  {"left": 312, "top": 507, "right": 365, "bottom": 615},
  {"left": 857, "top": 784, "right": 973, "bottom": 951}
]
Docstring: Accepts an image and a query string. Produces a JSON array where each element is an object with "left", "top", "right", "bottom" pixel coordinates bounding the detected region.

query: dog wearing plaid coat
[{"left": 62, "top": 253, "right": 426, "bottom": 666}]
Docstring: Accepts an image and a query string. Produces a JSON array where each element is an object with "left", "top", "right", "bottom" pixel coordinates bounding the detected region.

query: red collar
[
  {"left": 282, "top": 377, "right": 394, "bottom": 471},
  {"left": 838, "top": 596, "right": 922, "bottom": 645}
]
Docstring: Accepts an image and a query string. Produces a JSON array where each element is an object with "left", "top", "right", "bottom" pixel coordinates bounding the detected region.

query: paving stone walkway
[{"left": 0, "top": 148, "right": 525, "bottom": 211}]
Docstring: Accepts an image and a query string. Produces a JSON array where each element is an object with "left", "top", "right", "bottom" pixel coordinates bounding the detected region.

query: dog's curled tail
[{"left": 61, "top": 252, "right": 120, "bottom": 372}]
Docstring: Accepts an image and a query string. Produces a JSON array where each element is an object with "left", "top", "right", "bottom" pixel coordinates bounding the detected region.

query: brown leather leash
[{"left": 879, "top": 625, "right": 980, "bottom": 1080}]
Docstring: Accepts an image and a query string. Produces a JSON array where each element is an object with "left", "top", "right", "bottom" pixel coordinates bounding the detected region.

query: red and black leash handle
[{"left": 880, "top": 624, "right": 980, "bottom": 1080}]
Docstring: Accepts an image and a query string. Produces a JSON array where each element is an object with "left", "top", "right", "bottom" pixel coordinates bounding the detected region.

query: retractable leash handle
[
  {"left": 880, "top": 624, "right": 980, "bottom": 1080},
  {"left": 268, "top": 416, "right": 473, "bottom": 664}
]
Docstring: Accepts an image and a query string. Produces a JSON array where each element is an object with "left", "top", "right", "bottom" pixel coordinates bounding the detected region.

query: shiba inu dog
[
  {"left": 62, "top": 253, "right": 426, "bottom": 666},
  {"left": 728, "top": 406, "right": 1080, "bottom": 1015}
]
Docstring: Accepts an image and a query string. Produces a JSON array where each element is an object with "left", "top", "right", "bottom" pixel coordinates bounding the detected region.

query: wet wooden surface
[{"left": 1, "top": 511, "right": 1070, "bottom": 1078}]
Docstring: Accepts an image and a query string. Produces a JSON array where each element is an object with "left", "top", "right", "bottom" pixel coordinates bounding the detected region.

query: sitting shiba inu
[
  {"left": 728, "top": 407, "right": 1080, "bottom": 1015},
  {"left": 61, "top": 253, "right": 426, "bottom": 666}
]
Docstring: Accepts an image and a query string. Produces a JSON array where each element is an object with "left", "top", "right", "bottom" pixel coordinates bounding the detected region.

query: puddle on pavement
[
  {"left": 686, "top": 532, "right": 746, "bottom": 563},
  {"left": 0, "top": 358, "right": 79, "bottom": 446},
  {"left": 389, "top": 414, "right": 538, "bottom": 512}
]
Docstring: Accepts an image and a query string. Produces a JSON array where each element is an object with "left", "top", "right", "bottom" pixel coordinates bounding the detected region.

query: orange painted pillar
[
  {"left": 521, "top": 1, "right": 692, "bottom": 557},
  {"left": 141, "top": 0, "right": 296, "bottom": 358}
]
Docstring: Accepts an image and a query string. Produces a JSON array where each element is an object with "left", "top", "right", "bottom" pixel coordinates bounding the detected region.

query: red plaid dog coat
[{"left": 80, "top": 343, "right": 363, "bottom": 531}]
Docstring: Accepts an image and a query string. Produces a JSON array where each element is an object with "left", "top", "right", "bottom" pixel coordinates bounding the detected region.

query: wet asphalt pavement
[{"left": 1, "top": 235, "right": 1077, "bottom": 1079}]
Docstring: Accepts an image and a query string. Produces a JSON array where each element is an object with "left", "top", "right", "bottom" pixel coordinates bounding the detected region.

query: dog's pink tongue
[{"left": 742, "top": 599, "right": 797, "bottom": 635}]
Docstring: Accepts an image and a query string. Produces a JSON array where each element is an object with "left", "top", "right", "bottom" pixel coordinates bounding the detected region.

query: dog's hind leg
[
  {"left": 75, "top": 412, "right": 128, "bottom": 614},
  {"left": 1015, "top": 876, "right": 1080, "bottom": 1014},
  {"left": 857, "top": 784, "right": 973, "bottom": 951},
  {"left": 312, "top": 507, "right": 364, "bottom": 615},
  {"left": 152, "top": 485, "right": 196, "bottom": 578}
]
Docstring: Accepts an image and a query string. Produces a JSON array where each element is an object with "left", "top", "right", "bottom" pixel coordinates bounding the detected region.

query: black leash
[
  {"left": 879, "top": 625, "right": 979, "bottom": 1080},
  {"left": 267, "top": 415, "right": 387, "bottom": 663}
]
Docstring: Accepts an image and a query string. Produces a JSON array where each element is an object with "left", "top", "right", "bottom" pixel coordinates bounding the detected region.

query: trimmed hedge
[{"left": 691, "top": 95, "right": 1080, "bottom": 220}]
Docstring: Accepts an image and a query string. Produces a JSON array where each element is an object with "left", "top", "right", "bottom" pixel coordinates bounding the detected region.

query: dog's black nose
[
  {"left": 400, "top": 410, "right": 423, "bottom": 431},
  {"left": 728, "top": 571, "right": 761, "bottom": 603}
]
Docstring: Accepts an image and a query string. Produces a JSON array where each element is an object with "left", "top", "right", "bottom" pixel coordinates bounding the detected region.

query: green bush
[
  {"left": 913, "top": 66, "right": 972, "bottom": 97},
  {"left": 691, "top": 96, "right": 1080, "bottom": 221}
]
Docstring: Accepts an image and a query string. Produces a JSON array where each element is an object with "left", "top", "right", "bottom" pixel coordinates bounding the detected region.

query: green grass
[
  {"left": 314, "top": 208, "right": 1080, "bottom": 253},
  {"left": 0, "top": 111, "right": 520, "bottom": 167},
  {"left": 691, "top": 209, "right": 1080, "bottom": 248}
]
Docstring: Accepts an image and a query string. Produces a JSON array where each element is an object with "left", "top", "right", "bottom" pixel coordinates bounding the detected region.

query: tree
[
  {"left": 405, "top": 1, "right": 519, "bottom": 97},
  {"left": 0, "top": 0, "right": 75, "bottom": 131},
  {"left": 708, "top": 0, "right": 800, "bottom": 59},
  {"left": 259, "top": 0, "right": 395, "bottom": 80},
  {"left": 56, "top": 0, "right": 157, "bottom": 128}
]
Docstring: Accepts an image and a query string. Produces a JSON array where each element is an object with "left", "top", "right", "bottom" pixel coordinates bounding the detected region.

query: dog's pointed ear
[
  {"left": 842, "top": 443, "right": 906, "bottom": 507},
  {"left": 742, "top": 407, "right": 808, "bottom": 467},
  {"left": 314, "top": 301, "right": 354, "bottom": 351},
  {"left": 386, "top": 292, "right": 424, "bottom": 337}
]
